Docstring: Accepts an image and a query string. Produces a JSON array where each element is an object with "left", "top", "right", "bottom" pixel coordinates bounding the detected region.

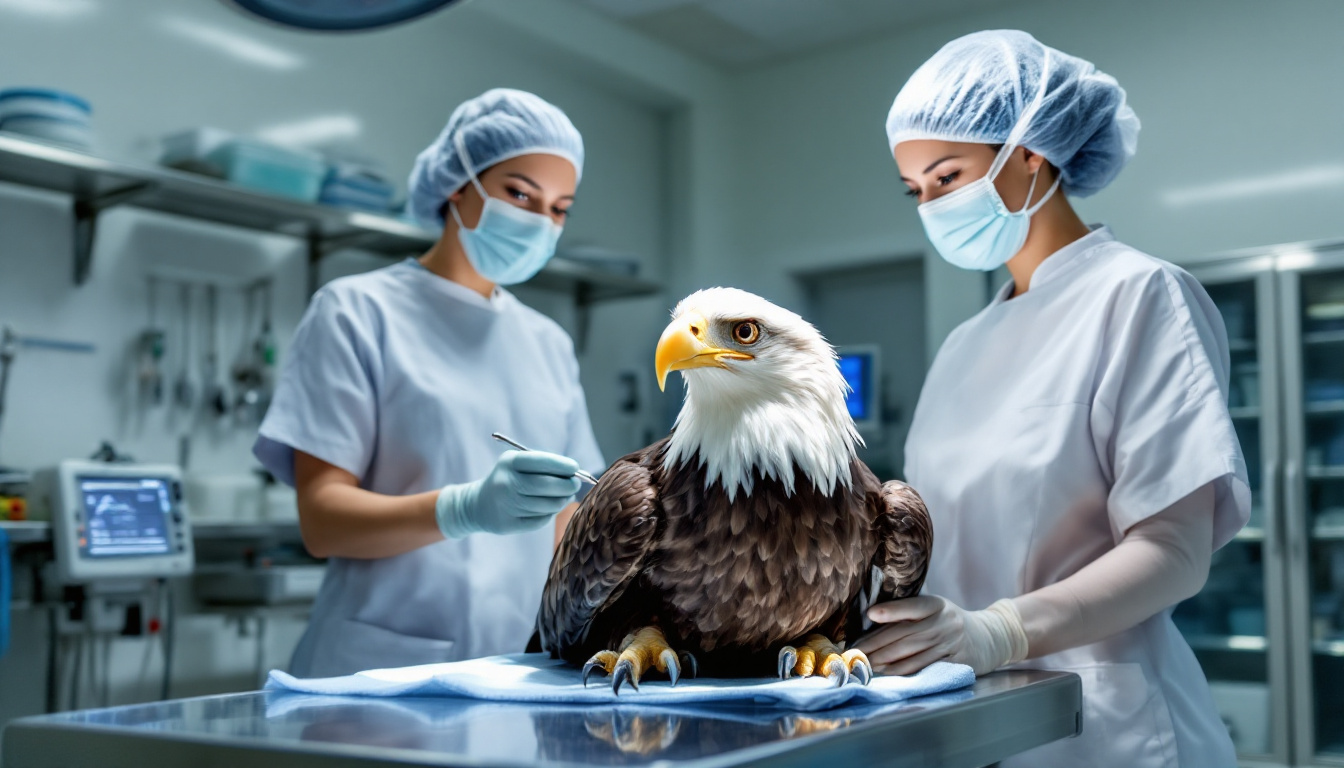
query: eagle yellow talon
[
  {"left": 612, "top": 657, "right": 640, "bottom": 694},
  {"left": 844, "top": 648, "right": 873, "bottom": 685},
  {"left": 658, "top": 648, "right": 683, "bottom": 686},
  {"left": 823, "top": 654, "right": 849, "bottom": 687},
  {"left": 779, "top": 635, "right": 869, "bottom": 686},
  {"left": 594, "top": 626, "right": 694, "bottom": 695},
  {"left": 583, "top": 650, "right": 619, "bottom": 687}
]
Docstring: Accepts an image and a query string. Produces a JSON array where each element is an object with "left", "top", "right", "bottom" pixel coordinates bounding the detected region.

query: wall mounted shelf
[{"left": 0, "top": 133, "right": 659, "bottom": 345}]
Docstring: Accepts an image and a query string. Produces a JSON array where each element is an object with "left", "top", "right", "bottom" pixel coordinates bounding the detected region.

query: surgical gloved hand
[
  {"left": 435, "top": 450, "right": 582, "bottom": 538},
  {"left": 855, "top": 595, "right": 1028, "bottom": 676}
]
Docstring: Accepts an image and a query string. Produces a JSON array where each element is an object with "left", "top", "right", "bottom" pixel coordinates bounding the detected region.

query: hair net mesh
[
  {"left": 885, "top": 30, "right": 1140, "bottom": 198},
  {"left": 408, "top": 88, "right": 584, "bottom": 228}
]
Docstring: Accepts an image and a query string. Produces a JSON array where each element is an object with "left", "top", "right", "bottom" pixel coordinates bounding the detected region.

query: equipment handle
[
  {"left": 1284, "top": 460, "right": 1304, "bottom": 561},
  {"left": 1, "top": 526, "right": 11, "bottom": 658},
  {"left": 1265, "top": 459, "right": 1282, "bottom": 557}
]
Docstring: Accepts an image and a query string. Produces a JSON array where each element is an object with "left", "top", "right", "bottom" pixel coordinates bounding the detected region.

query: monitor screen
[
  {"left": 838, "top": 352, "right": 871, "bottom": 421},
  {"left": 78, "top": 477, "right": 173, "bottom": 558}
]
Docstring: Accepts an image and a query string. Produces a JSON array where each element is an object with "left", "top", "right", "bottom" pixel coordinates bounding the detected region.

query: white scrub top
[
  {"left": 905, "top": 227, "right": 1250, "bottom": 768},
  {"left": 254, "top": 258, "right": 604, "bottom": 678}
]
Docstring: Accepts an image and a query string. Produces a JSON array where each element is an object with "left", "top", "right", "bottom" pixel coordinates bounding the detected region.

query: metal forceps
[{"left": 491, "top": 432, "right": 599, "bottom": 485}]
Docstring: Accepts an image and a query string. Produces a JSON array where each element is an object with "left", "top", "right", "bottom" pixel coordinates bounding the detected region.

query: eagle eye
[{"left": 732, "top": 320, "right": 761, "bottom": 345}]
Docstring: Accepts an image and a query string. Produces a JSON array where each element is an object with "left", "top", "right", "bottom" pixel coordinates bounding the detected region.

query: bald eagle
[{"left": 530, "top": 288, "right": 931, "bottom": 693}]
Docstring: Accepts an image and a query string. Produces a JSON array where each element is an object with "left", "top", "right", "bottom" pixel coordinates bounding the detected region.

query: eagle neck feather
[{"left": 664, "top": 369, "right": 859, "bottom": 502}]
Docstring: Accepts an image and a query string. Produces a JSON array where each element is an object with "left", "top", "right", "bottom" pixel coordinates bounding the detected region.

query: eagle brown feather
[{"left": 533, "top": 436, "right": 931, "bottom": 677}]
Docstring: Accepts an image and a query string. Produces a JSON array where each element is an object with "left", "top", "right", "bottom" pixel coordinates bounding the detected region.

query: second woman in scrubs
[
  {"left": 856, "top": 31, "right": 1249, "bottom": 767},
  {"left": 255, "top": 89, "right": 604, "bottom": 678}
]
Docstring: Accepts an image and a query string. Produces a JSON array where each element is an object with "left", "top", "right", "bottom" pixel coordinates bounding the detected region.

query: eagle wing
[
  {"left": 872, "top": 479, "right": 933, "bottom": 600},
  {"left": 534, "top": 457, "right": 660, "bottom": 662}
]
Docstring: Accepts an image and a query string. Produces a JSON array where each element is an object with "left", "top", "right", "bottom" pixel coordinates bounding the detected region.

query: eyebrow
[
  {"left": 923, "top": 155, "right": 961, "bottom": 174},
  {"left": 899, "top": 154, "right": 963, "bottom": 182},
  {"left": 505, "top": 172, "right": 541, "bottom": 189},
  {"left": 505, "top": 172, "right": 575, "bottom": 201}
]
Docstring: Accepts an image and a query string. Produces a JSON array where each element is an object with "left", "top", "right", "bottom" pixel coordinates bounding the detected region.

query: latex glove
[
  {"left": 855, "top": 595, "right": 1028, "bottom": 676},
  {"left": 435, "top": 450, "right": 581, "bottom": 538}
]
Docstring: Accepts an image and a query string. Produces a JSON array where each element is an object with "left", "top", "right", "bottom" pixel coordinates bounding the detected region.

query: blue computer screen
[{"left": 838, "top": 353, "right": 869, "bottom": 420}]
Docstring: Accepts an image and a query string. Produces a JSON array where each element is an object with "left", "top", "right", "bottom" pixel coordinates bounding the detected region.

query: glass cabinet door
[
  {"left": 1286, "top": 261, "right": 1344, "bottom": 761},
  {"left": 1176, "top": 267, "right": 1287, "bottom": 763}
]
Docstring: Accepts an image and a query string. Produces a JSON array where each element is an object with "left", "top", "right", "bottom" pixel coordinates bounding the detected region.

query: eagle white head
[{"left": 655, "top": 287, "right": 861, "bottom": 502}]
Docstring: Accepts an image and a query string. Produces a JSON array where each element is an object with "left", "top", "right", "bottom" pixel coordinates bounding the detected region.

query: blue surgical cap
[
  {"left": 885, "top": 30, "right": 1140, "bottom": 198},
  {"left": 408, "top": 88, "right": 584, "bottom": 228}
]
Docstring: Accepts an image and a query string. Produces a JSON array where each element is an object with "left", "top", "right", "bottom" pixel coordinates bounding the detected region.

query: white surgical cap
[
  {"left": 408, "top": 88, "right": 584, "bottom": 228},
  {"left": 885, "top": 30, "right": 1140, "bottom": 198}
]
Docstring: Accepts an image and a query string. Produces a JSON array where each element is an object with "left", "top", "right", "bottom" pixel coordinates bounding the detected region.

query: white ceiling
[{"left": 578, "top": 0, "right": 1017, "bottom": 68}]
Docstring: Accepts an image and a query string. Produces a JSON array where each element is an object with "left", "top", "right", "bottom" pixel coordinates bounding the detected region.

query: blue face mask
[
  {"left": 449, "top": 135, "right": 564, "bottom": 286},
  {"left": 917, "top": 144, "right": 1060, "bottom": 272}
]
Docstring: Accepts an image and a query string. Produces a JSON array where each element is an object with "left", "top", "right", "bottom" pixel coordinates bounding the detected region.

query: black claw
[
  {"left": 851, "top": 658, "right": 873, "bottom": 686},
  {"left": 825, "top": 658, "right": 850, "bottom": 688},
  {"left": 582, "top": 660, "right": 607, "bottom": 688},
  {"left": 679, "top": 651, "right": 699, "bottom": 680},
  {"left": 778, "top": 647, "right": 797, "bottom": 680},
  {"left": 612, "top": 659, "right": 639, "bottom": 694},
  {"left": 660, "top": 649, "right": 682, "bottom": 687}
]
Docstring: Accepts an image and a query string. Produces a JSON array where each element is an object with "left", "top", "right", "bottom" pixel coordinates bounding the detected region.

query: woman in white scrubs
[
  {"left": 254, "top": 89, "right": 604, "bottom": 678},
  {"left": 856, "top": 32, "right": 1249, "bottom": 767}
]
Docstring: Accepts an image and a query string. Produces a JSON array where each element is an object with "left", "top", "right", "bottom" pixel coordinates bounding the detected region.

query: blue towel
[{"left": 266, "top": 653, "right": 974, "bottom": 712}]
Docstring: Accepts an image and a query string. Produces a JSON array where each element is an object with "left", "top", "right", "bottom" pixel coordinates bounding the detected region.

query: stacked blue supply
[
  {"left": 207, "top": 138, "right": 329, "bottom": 202},
  {"left": 320, "top": 160, "right": 396, "bottom": 213},
  {"left": 0, "top": 88, "right": 93, "bottom": 150}
]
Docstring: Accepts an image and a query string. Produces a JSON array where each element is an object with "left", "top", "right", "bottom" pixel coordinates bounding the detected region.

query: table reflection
[{"left": 263, "top": 689, "right": 974, "bottom": 764}]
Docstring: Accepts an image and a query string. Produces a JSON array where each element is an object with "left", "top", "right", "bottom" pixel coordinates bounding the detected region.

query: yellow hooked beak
[{"left": 655, "top": 311, "right": 753, "bottom": 391}]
